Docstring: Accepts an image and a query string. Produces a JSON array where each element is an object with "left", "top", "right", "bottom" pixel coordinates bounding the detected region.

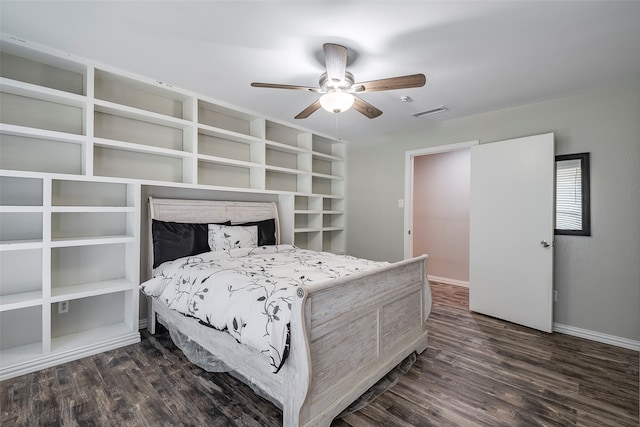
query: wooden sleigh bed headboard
[
  {"left": 148, "top": 197, "right": 280, "bottom": 234},
  {"left": 143, "top": 197, "right": 431, "bottom": 426},
  {"left": 147, "top": 196, "right": 280, "bottom": 277}
]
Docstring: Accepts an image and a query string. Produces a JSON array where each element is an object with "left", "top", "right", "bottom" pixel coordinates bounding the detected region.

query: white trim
[
  {"left": 0, "top": 333, "right": 140, "bottom": 381},
  {"left": 403, "top": 140, "right": 479, "bottom": 259},
  {"left": 553, "top": 323, "right": 640, "bottom": 351},
  {"left": 427, "top": 275, "right": 469, "bottom": 288}
]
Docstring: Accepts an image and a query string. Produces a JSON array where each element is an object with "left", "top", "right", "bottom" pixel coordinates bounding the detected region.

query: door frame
[{"left": 403, "top": 140, "right": 479, "bottom": 259}]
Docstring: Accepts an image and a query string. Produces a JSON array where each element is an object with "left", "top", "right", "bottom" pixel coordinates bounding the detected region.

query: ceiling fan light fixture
[{"left": 319, "top": 91, "right": 355, "bottom": 113}]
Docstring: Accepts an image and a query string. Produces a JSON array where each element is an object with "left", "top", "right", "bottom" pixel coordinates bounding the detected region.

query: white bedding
[{"left": 141, "top": 245, "right": 388, "bottom": 372}]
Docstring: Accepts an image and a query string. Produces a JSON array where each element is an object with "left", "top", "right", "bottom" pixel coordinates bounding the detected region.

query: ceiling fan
[{"left": 251, "top": 43, "right": 426, "bottom": 119}]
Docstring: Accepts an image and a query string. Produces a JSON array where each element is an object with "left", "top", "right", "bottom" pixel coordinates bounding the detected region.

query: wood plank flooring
[{"left": 2, "top": 282, "right": 638, "bottom": 426}]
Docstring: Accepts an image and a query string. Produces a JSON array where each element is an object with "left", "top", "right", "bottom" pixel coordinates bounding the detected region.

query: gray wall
[{"left": 346, "top": 81, "right": 640, "bottom": 342}]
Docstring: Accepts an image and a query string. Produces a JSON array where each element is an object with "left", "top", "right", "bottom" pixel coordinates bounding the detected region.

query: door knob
[{"left": 540, "top": 240, "right": 550, "bottom": 248}]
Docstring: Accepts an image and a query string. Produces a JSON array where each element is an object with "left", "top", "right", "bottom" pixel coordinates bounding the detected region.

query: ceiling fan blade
[
  {"left": 251, "top": 82, "right": 320, "bottom": 92},
  {"left": 353, "top": 96, "right": 383, "bottom": 119},
  {"left": 323, "top": 43, "right": 348, "bottom": 87},
  {"left": 295, "top": 100, "right": 322, "bottom": 119},
  {"left": 352, "top": 73, "right": 426, "bottom": 93}
]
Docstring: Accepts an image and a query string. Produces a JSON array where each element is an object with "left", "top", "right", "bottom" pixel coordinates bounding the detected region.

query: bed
[{"left": 141, "top": 197, "right": 431, "bottom": 427}]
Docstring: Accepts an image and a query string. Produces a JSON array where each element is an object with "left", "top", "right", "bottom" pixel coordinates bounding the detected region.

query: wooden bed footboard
[{"left": 285, "top": 254, "right": 431, "bottom": 426}]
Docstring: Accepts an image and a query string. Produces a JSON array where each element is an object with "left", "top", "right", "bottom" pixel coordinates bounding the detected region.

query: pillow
[
  {"left": 208, "top": 224, "right": 258, "bottom": 252},
  {"left": 233, "top": 218, "right": 277, "bottom": 246},
  {"left": 152, "top": 220, "right": 229, "bottom": 268}
]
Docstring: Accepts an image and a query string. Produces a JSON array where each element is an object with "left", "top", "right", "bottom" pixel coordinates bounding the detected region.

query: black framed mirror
[{"left": 555, "top": 152, "right": 591, "bottom": 236}]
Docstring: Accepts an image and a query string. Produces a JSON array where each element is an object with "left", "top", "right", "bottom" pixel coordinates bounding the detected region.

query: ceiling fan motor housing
[{"left": 320, "top": 71, "right": 354, "bottom": 92}]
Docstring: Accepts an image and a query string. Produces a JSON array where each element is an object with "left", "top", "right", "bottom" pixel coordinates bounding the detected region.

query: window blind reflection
[{"left": 556, "top": 158, "right": 582, "bottom": 230}]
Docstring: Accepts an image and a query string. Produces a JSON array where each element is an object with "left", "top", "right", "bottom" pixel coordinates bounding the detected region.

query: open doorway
[{"left": 404, "top": 141, "right": 478, "bottom": 308}]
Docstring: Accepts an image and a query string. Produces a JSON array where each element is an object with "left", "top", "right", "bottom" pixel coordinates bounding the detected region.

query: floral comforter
[{"left": 140, "top": 245, "right": 387, "bottom": 372}]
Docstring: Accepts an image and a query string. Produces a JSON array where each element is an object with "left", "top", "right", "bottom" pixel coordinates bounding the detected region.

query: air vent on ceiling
[{"left": 413, "top": 106, "right": 448, "bottom": 118}]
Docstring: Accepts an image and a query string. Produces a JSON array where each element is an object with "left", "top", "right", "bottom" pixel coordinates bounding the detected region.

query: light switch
[{"left": 398, "top": 199, "right": 404, "bottom": 208}]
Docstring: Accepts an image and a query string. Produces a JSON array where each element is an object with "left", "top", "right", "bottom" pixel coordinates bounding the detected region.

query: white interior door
[{"left": 469, "top": 133, "right": 555, "bottom": 332}]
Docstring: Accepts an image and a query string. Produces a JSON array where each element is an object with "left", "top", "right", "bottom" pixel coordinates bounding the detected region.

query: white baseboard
[
  {"left": 139, "top": 318, "right": 148, "bottom": 330},
  {"left": 553, "top": 323, "right": 640, "bottom": 351},
  {"left": 427, "top": 275, "right": 469, "bottom": 288},
  {"left": 0, "top": 333, "right": 140, "bottom": 381}
]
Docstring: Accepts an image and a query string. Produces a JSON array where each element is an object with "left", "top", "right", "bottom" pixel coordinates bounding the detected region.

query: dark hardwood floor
[{"left": 2, "top": 282, "right": 638, "bottom": 426}]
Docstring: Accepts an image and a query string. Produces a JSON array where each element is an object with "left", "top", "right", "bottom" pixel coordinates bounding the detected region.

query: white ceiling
[{"left": 2, "top": 1, "right": 640, "bottom": 140}]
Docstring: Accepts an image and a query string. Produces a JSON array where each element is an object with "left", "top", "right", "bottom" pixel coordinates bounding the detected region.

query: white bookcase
[
  {"left": 0, "top": 172, "right": 141, "bottom": 380},
  {"left": 0, "top": 34, "right": 346, "bottom": 378}
]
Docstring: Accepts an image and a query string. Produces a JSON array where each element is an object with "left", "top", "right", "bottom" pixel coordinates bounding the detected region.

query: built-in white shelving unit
[
  {"left": 0, "top": 172, "right": 141, "bottom": 380},
  {"left": 0, "top": 34, "right": 346, "bottom": 378}
]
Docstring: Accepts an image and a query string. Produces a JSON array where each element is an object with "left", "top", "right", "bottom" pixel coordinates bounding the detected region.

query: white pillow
[{"left": 208, "top": 224, "right": 258, "bottom": 252}]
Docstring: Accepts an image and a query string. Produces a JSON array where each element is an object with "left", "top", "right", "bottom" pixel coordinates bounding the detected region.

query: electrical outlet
[
  {"left": 58, "top": 301, "right": 69, "bottom": 314},
  {"left": 553, "top": 290, "right": 558, "bottom": 303}
]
